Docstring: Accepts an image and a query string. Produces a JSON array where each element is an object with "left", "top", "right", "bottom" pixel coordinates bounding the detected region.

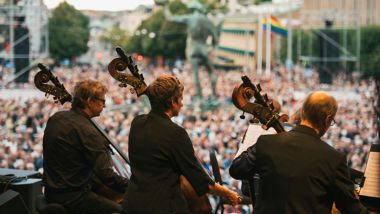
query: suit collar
[
  {"left": 72, "top": 107, "right": 91, "bottom": 119},
  {"left": 150, "top": 109, "right": 170, "bottom": 120},
  {"left": 291, "top": 125, "right": 320, "bottom": 139}
]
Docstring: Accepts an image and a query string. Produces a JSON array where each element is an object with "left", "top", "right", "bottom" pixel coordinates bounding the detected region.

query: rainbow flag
[{"left": 262, "top": 16, "right": 287, "bottom": 37}]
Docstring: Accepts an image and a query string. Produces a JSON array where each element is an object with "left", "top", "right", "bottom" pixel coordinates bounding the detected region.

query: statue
[{"left": 162, "top": 0, "right": 220, "bottom": 99}]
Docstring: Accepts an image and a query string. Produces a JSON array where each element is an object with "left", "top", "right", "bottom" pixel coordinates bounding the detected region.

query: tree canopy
[
  {"left": 49, "top": 2, "right": 90, "bottom": 62},
  {"left": 360, "top": 26, "right": 380, "bottom": 80},
  {"left": 99, "top": 27, "right": 130, "bottom": 51},
  {"left": 127, "top": 0, "right": 187, "bottom": 59}
]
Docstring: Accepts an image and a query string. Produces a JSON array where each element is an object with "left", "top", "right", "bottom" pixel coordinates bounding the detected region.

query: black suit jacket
[
  {"left": 229, "top": 125, "right": 367, "bottom": 214},
  {"left": 123, "top": 110, "right": 213, "bottom": 214}
]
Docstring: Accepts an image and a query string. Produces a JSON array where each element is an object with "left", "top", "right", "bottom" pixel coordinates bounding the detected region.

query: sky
[{"left": 43, "top": 0, "right": 154, "bottom": 11}]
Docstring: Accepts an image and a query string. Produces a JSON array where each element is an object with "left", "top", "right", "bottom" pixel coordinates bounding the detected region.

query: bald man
[{"left": 230, "top": 91, "right": 367, "bottom": 214}]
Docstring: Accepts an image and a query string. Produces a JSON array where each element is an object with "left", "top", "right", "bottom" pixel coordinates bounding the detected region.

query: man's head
[
  {"left": 147, "top": 74, "right": 184, "bottom": 117},
  {"left": 301, "top": 91, "right": 338, "bottom": 137},
  {"left": 72, "top": 80, "right": 107, "bottom": 118}
]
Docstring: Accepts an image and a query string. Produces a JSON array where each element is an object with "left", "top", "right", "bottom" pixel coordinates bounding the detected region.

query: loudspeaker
[
  {"left": 0, "top": 189, "right": 30, "bottom": 214},
  {"left": 317, "top": 30, "right": 340, "bottom": 84},
  {"left": 9, "top": 178, "right": 42, "bottom": 214},
  {"left": 14, "top": 24, "right": 30, "bottom": 83},
  {"left": 0, "top": 169, "right": 42, "bottom": 214}
]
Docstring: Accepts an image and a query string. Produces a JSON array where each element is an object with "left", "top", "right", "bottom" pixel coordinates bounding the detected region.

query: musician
[
  {"left": 229, "top": 91, "right": 367, "bottom": 214},
  {"left": 123, "top": 74, "right": 240, "bottom": 213},
  {"left": 43, "top": 80, "right": 129, "bottom": 214}
]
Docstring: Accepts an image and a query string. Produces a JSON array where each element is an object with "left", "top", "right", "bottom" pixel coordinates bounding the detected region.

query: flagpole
[
  {"left": 286, "top": 0, "right": 293, "bottom": 74},
  {"left": 257, "top": 14, "right": 263, "bottom": 75},
  {"left": 265, "top": 12, "right": 271, "bottom": 76}
]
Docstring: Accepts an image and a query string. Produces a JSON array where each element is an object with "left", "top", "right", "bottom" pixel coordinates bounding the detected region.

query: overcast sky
[{"left": 43, "top": 0, "right": 154, "bottom": 11}]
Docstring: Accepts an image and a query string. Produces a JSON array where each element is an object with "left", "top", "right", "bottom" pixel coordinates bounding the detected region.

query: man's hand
[{"left": 222, "top": 189, "right": 240, "bottom": 205}]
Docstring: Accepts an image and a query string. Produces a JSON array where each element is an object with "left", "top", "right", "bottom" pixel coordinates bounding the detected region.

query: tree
[
  {"left": 237, "top": 0, "right": 271, "bottom": 5},
  {"left": 360, "top": 26, "right": 380, "bottom": 80},
  {"left": 128, "top": 0, "right": 231, "bottom": 60},
  {"left": 280, "top": 26, "right": 380, "bottom": 136},
  {"left": 49, "top": 2, "right": 90, "bottom": 62},
  {"left": 99, "top": 27, "right": 130, "bottom": 51},
  {"left": 127, "top": 0, "right": 187, "bottom": 59},
  {"left": 359, "top": 26, "right": 380, "bottom": 136}
]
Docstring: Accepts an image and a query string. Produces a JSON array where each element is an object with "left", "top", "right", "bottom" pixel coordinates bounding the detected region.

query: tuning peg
[
  {"left": 249, "top": 117, "right": 259, "bottom": 124},
  {"left": 270, "top": 102, "right": 274, "bottom": 110},
  {"left": 240, "top": 112, "right": 246, "bottom": 119},
  {"left": 263, "top": 94, "right": 269, "bottom": 101},
  {"left": 261, "top": 124, "right": 268, "bottom": 130},
  {"left": 257, "top": 83, "right": 262, "bottom": 92}
]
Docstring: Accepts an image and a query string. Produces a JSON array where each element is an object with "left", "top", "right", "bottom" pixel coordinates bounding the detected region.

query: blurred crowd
[{"left": 0, "top": 62, "right": 378, "bottom": 212}]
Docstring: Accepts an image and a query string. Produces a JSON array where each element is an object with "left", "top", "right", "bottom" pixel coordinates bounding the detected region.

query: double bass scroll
[
  {"left": 34, "top": 63, "right": 129, "bottom": 203},
  {"left": 108, "top": 47, "right": 213, "bottom": 214},
  {"left": 232, "top": 75, "right": 289, "bottom": 133},
  {"left": 108, "top": 47, "right": 147, "bottom": 96},
  {"left": 34, "top": 63, "right": 72, "bottom": 104}
]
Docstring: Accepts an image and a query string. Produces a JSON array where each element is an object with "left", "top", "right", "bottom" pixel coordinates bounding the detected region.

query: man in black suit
[
  {"left": 123, "top": 74, "right": 239, "bottom": 213},
  {"left": 43, "top": 80, "right": 129, "bottom": 214},
  {"left": 229, "top": 91, "right": 367, "bottom": 214}
]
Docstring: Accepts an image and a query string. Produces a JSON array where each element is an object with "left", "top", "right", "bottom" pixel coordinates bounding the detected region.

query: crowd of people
[{"left": 0, "top": 62, "right": 378, "bottom": 212}]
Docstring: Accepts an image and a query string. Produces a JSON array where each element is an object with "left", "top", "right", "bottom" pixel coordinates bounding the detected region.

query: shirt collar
[{"left": 290, "top": 125, "right": 320, "bottom": 139}]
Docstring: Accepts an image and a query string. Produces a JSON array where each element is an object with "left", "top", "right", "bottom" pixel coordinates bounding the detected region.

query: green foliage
[
  {"left": 99, "top": 27, "right": 130, "bottom": 51},
  {"left": 127, "top": 0, "right": 187, "bottom": 59},
  {"left": 280, "top": 29, "right": 358, "bottom": 71},
  {"left": 48, "top": 2, "right": 90, "bottom": 62},
  {"left": 127, "top": 11, "right": 167, "bottom": 57},
  {"left": 279, "top": 29, "right": 321, "bottom": 65},
  {"left": 280, "top": 27, "right": 380, "bottom": 79},
  {"left": 128, "top": 0, "right": 226, "bottom": 60},
  {"left": 360, "top": 26, "right": 380, "bottom": 79},
  {"left": 237, "top": 0, "right": 271, "bottom": 5},
  {"left": 159, "top": 0, "right": 188, "bottom": 58},
  {"left": 199, "top": 0, "right": 228, "bottom": 13}
]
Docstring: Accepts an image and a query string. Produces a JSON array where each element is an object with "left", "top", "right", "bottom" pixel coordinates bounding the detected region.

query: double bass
[
  {"left": 231, "top": 75, "right": 288, "bottom": 207},
  {"left": 34, "top": 63, "right": 134, "bottom": 203},
  {"left": 107, "top": 47, "right": 213, "bottom": 214},
  {"left": 231, "top": 75, "right": 369, "bottom": 214}
]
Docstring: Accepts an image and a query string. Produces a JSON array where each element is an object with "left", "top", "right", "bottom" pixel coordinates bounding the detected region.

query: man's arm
[
  {"left": 84, "top": 132, "right": 129, "bottom": 193},
  {"left": 229, "top": 142, "right": 259, "bottom": 180},
  {"left": 170, "top": 127, "right": 214, "bottom": 196}
]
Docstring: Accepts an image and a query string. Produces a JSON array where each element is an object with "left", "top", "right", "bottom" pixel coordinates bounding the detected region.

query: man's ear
[
  {"left": 324, "top": 116, "right": 332, "bottom": 128},
  {"left": 165, "top": 99, "right": 173, "bottom": 109},
  {"left": 83, "top": 98, "right": 92, "bottom": 108}
]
